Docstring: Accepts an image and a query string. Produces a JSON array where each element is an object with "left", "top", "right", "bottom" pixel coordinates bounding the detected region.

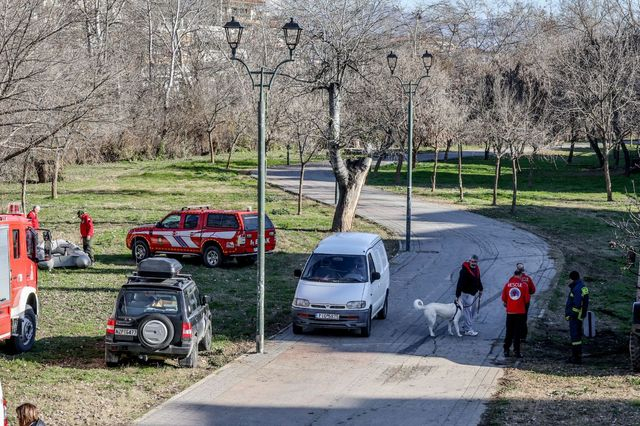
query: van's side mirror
[
  {"left": 294, "top": 269, "right": 302, "bottom": 278},
  {"left": 371, "top": 272, "right": 381, "bottom": 282},
  {"left": 201, "top": 295, "right": 211, "bottom": 305}
]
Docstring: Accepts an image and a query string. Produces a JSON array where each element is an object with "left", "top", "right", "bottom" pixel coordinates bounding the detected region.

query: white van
[{"left": 291, "top": 232, "right": 390, "bottom": 337}]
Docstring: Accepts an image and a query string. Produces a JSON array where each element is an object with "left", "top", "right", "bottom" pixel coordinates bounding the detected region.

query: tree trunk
[
  {"left": 587, "top": 132, "right": 605, "bottom": 168},
  {"left": 21, "top": 153, "right": 30, "bottom": 214},
  {"left": 444, "top": 139, "right": 452, "bottom": 161},
  {"left": 484, "top": 143, "right": 490, "bottom": 160},
  {"left": 297, "top": 163, "right": 306, "bottom": 215},
  {"left": 431, "top": 147, "right": 439, "bottom": 192},
  {"left": 527, "top": 157, "right": 535, "bottom": 188},
  {"left": 52, "top": 149, "right": 61, "bottom": 199},
  {"left": 492, "top": 156, "right": 501, "bottom": 206},
  {"left": 614, "top": 143, "right": 620, "bottom": 168},
  {"left": 603, "top": 143, "right": 613, "bottom": 202},
  {"left": 327, "top": 82, "right": 371, "bottom": 232},
  {"left": 394, "top": 154, "right": 403, "bottom": 184},
  {"left": 622, "top": 140, "right": 631, "bottom": 177},
  {"left": 373, "top": 154, "right": 383, "bottom": 173},
  {"left": 511, "top": 156, "right": 518, "bottom": 214},
  {"left": 287, "top": 143, "right": 291, "bottom": 166},
  {"left": 208, "top": 130, "right": 215, "bottom": 164},
  {"left": 568, "top": 140, "right": 575, "bottom": 164},
  {"left": 458, "top": 142, "right": 464, "bottom": 202},
  {"left": 226, "top": 132, "right": 241, "bottom": 170}
]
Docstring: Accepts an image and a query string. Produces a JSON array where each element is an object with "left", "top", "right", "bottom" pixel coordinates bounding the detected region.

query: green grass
[
  {"left": 369, "top": 147, "right": 640, "bottom": 425},
  {"left": 369, "top": 148, "right": 636, "bottom": 331},
  {"left": 0, "top": 155, "right": 394, "bottom": 425}
]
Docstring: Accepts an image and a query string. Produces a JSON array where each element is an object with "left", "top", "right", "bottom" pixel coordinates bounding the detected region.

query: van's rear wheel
[
  {"left": 360, "top": 308, "right": 372, "bottom": 337},
  {"left": 377, "top": 290, "right": 389, "bottom": 320},
  {"left": 179, "top": 345, "right": 199, "bottom": 368}
]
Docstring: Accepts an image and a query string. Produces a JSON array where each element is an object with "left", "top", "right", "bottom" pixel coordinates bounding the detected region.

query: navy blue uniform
[{"left": 565, "top": 278, "right": 589, "bottom": 362}]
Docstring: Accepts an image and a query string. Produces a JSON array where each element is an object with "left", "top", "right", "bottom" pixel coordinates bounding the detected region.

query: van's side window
[{"left": 368, "top": 253, "right": 376, "bottom": 274}]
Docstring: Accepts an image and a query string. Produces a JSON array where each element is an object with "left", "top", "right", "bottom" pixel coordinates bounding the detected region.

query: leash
[{"left": 460, "top": 294, "right": 480, "bottom": 308}]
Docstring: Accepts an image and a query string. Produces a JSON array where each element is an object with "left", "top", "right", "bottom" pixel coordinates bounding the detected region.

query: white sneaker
[{"left": 464, "top": 330, "right": 479, "bottom": 336}]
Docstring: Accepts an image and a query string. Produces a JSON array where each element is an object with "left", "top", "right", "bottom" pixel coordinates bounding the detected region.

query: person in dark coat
[
  {"left": 455, "top": 254, "right": 484, "bottom": 336},
  {"left": 565, "top": 270, "right": 589, "bottom": 364}
]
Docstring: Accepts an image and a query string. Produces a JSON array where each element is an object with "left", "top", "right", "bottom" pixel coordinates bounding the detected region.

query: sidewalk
[{"left": 137, "top": 164, "right": 555, "bottom": 426}]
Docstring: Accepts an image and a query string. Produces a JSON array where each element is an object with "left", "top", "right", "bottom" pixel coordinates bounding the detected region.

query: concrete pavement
[{"left": 137, "top": 163, "right": 555, "bottom": 426}]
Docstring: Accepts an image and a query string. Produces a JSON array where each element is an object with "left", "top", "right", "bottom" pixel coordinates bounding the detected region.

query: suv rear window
[
  {"left": 206, "top": 214, "right": 239, "bottom": 229},
  {"left": 243, "top": 214, "right": 274, "bottom": 231},
  {"left": 118, "top": 289, "right": 180, "bottom": 316}
]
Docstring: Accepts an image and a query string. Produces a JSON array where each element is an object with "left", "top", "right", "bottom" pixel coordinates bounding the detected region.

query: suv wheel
[
  {"left": 105, "top": 348, "right": 121, "bottom": 367},
  {"left": 198, "top": 320, "right": 212, "bottom": 351},
  {"left": 202, "top": 245, "right": 223, "bottom": 268},
  {"left": 179, "top": 345, "right": 198, "bottom": 368},
  {"left": 138, "top": 314, "right": 174, "bottom": 350},
  {"left": 10, "top": 307, "right": 36, "bottom": 353},
  {"left": 132, "top": 239, "right": 151, "bottom": 262}
]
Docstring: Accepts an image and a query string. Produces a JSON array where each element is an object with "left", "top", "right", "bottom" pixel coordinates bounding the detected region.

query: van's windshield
[{"left": 301, "top": 254, "right": 368, "bottom": 283}]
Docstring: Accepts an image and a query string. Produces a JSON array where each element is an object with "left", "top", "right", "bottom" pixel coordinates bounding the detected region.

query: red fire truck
[{"left": 0, "top": 204, "right": 40, "bottom": 353}]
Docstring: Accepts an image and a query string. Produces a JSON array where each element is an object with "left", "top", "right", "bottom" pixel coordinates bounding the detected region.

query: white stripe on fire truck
[{"left": 201, "top": 231, "right": 236, "bottom": 239}]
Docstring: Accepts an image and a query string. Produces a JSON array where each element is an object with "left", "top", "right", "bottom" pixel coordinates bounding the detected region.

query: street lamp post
[
  {"left": 223, "top": 16, "right": 302, "bottom": 354},
  {"left": 386, "top": 50, "right": 433, "bottom": 252}
]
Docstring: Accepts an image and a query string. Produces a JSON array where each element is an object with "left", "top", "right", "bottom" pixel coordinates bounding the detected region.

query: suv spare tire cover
[{"left": 138, "top": 314, "right": 175, "bottom": 350}]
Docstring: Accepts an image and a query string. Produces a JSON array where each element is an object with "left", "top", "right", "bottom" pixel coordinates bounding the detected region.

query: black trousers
[{"left": 504, "top": 314, "right": 527, "bottom": 353}]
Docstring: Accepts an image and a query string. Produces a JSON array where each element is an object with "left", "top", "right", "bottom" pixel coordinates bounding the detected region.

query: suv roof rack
[{"left": 181, "top": 205, "right": 210, "bottom": 211}]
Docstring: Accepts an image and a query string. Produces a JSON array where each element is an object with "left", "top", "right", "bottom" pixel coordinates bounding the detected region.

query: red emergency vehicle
[
  {"left": 126, "top": 207, "right": 277, "bottom": 268},
  {"left": 0, "top": 204, "right": 40, "bottom": 353}
]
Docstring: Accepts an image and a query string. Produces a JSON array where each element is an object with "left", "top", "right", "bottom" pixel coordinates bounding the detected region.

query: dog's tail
[{"left": 413, "top": 299, "right": 424, "bottom": 310}]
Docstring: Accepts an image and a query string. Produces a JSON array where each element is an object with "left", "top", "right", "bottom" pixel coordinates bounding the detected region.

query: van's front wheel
[{"left": 360, "top": 308, "right": 372, "bottom": 337}]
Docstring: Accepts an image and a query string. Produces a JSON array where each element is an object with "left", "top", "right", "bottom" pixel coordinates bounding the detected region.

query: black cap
[{"left": 569, "top": 271, "right": 580, "bottom": 280}]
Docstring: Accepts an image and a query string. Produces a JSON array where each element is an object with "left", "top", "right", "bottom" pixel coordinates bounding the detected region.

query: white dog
[{"left": 413, "top": 299, "right": 463, "bottom": 337}]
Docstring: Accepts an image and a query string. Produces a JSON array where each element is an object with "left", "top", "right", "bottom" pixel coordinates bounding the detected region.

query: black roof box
[{"left": 137, "top": 257, "right": 182, "bottom": 278}]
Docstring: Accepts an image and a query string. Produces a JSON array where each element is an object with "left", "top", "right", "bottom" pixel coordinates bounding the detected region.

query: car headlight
[
  {"left": 346, "top": 301, "right": 366, "bottom": 309},
  {"left": 293, "top": 298, "right": 310, "bottom": 307}
]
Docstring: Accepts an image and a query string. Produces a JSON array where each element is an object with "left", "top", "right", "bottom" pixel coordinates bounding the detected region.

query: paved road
[{"left": 137, "top": 164, "right": 555, "bottom": 426}]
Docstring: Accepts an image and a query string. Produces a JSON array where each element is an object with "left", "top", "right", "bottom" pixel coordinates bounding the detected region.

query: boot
[{"left": 567, "top": 346, "right": 582, "bottom": 364}]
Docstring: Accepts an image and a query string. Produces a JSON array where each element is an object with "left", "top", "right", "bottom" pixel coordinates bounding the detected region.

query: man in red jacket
[
  {"left": 27, "top": 205, "right": 40, "bottom": 229},
  {"left": 502, "top": 268, "right": 531, "bottom": 358},
  {"left": 77, "top": 210, "right": 95, "bottom": 263}
]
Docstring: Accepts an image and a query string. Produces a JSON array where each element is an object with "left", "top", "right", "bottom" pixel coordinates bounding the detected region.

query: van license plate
[
  {"left": 315, "top": 313, "right": 339, "bottom": 320},
  {"left": 115, "top": 328, "right": 137, "bottom": 336}
]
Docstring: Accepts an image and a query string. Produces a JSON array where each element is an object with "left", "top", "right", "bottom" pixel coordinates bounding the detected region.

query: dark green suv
[{"left": 104, "top": 257, "right": 212, "bottom": 368}]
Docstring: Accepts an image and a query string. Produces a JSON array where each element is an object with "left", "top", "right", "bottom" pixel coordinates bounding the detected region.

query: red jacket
[
  {"left": 80, "top": 213, "right": 94, "bottom": 237},
  {"left": 521, "top": 273, "right": 536, "bottom": 295},
  {"left": 501, "top": 275, "right": 531, "bottom": 314},
  {"left": 27, "top": 211, "right": 39, "bottom": 229}
]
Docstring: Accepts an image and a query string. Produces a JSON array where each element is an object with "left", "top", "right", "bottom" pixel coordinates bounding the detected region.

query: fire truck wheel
[
  {"left": 10, "top": 307, "right": 36, "bottom": 353},
  {"left": 631, "top": 332, "right": 640, "bottom": 372},
  {"left": 132, "top": 239, "right": 151, "bottom": 262},
  {"left": 202, "top": 245, "right": 223, "bottom": 268}
]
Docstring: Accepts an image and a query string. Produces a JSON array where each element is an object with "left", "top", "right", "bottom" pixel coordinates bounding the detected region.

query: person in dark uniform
[{"left": 565, "top": 270, "right": 589, "bottom": 364}]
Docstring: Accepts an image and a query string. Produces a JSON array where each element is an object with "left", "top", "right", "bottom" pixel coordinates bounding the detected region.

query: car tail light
[
  {"left": 3, "top": 397, "right": 7, "bottom": 426},
  {"left": 182, "top": 322, "right": 193, "bottom": 340},
  {"left": 106, "top": 318, "right": 116, "bottom": 334}
]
